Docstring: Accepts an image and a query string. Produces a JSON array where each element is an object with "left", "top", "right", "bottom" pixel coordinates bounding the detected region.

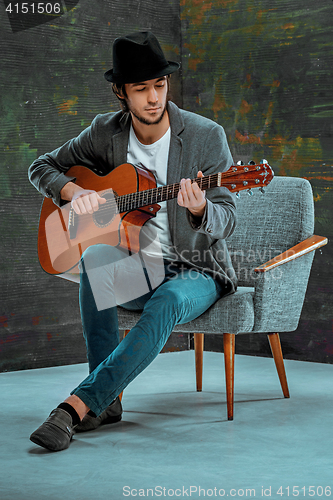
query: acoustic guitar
[{"left": 38, "top": 161, "right": 274, "bottom": 275}]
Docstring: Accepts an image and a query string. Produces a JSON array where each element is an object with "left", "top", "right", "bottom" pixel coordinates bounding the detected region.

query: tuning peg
[
  {"left": 236, "top": 192, "right": 240, "bottom": 198},
  {"left": 247, "top": 189, "right": 254, "bottom": 196},
  {"left": 260, "top": 187, "right": 265, "bottom": 194},
  {"left": 237, "top": 161, "right": 244, "bottom": 166},
  {"left": 261, "top": 159, "right": 268, "bottom": 164},
  {"left": 248, "top": 160, "right": 255, "bottom": 165}
]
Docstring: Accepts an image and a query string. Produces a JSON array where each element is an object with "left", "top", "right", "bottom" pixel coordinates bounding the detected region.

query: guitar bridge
[{"left": 68, "top": 207, "right": 78, "bottom": 240}]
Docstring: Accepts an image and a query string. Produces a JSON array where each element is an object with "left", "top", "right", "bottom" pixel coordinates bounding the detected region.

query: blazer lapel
[
  {"left": 112, "top": 112, "right": 131, "bottom": 167},
  {"left": 111, "top": 104, "right": 185, "bottom": 245},
  {"left": 167, "top": 102, "right": 185, "bottom": 243}
]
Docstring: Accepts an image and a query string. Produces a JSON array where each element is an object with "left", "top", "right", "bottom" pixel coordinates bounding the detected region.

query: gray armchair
[{"left": 117, "top": 176, "right": 327, "bottom": 420}]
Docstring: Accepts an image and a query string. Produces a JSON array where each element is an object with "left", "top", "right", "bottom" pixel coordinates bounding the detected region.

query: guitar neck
[
  {"left": 116, "top": 173, "right": 221, "bottom": 213},
  {"left": 115, "top": 161, "right": 273, "bottom": 213}
]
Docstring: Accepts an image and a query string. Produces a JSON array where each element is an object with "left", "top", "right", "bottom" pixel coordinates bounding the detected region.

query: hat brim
[{"left": 104, "top": 61, "right": 180, "bottom": 84}]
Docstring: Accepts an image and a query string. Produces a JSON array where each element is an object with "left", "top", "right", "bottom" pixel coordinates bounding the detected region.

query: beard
[{"left": 126, "top": 100, "right": 168, "bottom": 126}]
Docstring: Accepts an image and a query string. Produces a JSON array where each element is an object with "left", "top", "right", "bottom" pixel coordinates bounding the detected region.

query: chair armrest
[
  {"left": 252, "top": 236, "right": 327, "bottom": 332},
  {"left": 254, "top": 235, "right": 328, "bottom": 273}
]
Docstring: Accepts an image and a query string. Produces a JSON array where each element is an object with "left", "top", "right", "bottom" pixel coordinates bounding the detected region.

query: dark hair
[
  {"left": 112, "top": 75, "right": 171, "bottom": 113},
  {"left": 112, "top": 83, "right": 129, "bottom": 112}
]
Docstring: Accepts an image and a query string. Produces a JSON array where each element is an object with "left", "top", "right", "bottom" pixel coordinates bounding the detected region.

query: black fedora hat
[{"left": 104, "top": 31, "right": 180, "bottom": 84}]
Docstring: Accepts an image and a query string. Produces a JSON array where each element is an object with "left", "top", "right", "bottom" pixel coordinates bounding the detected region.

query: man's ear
[
  {"left": 112, "top": 83, "right": 126, "bottom": 100},
  {"left": 112, "top": 83, "right": 128, "bottom": 112},
  {"left": 115, "top": 90, "right": 125, "bottom": 100}
]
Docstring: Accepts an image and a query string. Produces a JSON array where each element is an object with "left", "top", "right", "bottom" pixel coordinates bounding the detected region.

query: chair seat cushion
[{"left": 117, "top": 286, "right": 255, "bottom": 335}]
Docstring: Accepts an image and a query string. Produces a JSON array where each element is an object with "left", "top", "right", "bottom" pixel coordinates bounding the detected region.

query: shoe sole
[
  {"left": 101, "top": 413, "right": 122, "bottom": 426},
  {"left": 75, "top": 412, "right": 122, "bottom": 433}
]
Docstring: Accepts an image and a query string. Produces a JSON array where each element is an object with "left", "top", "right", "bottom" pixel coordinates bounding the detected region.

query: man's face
[{"left": 123, "top": 76, "right": 169, "bottom": 126}]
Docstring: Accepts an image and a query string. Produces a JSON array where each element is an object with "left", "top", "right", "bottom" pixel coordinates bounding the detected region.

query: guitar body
[
  {"left": 37, "top": 159, "right": 274, "bottom": 276},
  {"left": 38, "top": 163, "right": 160, "bottom": 275}
]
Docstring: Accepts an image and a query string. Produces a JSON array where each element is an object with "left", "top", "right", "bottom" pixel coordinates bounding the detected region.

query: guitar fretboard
[{"left": 116, "top": 173, "right": 221, "bottom": 213}]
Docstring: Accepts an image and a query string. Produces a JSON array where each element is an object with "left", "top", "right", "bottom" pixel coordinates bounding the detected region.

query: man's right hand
[{"left": 60, "top": 181, "right": 106, "bottom": 215}]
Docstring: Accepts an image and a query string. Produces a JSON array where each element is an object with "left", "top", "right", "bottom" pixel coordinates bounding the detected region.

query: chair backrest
[{"left": 226, "top": 176, "right": 314, "bottom": 286}]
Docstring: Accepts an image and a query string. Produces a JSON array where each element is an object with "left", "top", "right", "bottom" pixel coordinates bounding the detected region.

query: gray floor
[{"left": 1, "top": 351, "right": 332, "bottom": 500}]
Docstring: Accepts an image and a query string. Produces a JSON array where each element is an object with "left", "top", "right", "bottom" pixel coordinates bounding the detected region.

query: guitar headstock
[{"left": 220, "top": 160, "right": 274, "bottom": 196}]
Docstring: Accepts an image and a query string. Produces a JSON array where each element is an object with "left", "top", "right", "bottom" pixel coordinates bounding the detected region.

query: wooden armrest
[{"left": 254, "top": 235, "right": 328, "bottom": 273}]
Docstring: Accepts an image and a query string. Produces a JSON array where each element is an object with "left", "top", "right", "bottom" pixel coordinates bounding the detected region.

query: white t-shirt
[{"left": 127, "top": 124, "right": 175, "bottom": 260}]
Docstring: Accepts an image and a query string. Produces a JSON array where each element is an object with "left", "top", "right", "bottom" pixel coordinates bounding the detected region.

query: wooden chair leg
[
  {"left": 267, "top": 333, "right": 290, "bottom": 398},
  {"left": 194, "top": 333, "right": 204, "bottom": 391},
  {"left": 223, "top": 333, "right": 235, "bottom": 421},
  {"left": 118, "top": 329, "right": 130, "bottom": 403}
]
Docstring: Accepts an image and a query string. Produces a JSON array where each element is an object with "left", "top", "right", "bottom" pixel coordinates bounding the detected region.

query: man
[{"left": 28, "top": 31, "right": 237, "bottom": 452}]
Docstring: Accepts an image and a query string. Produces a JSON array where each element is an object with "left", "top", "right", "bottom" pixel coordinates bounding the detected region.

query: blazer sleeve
[
  {"left": 186, "top": 123, "right": 237, "bottom": 240},
  {"left": 28, "top": 115, "right": 104, "bottom": 207}
]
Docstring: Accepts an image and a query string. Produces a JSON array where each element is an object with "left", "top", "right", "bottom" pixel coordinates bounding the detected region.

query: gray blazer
[{"left": 28, "top": 101, "right": 238, "bottom": 291}]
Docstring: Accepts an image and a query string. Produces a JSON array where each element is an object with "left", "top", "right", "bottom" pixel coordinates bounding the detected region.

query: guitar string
[
  {"left": 91, "top": 172, "right": 224, "bottom": 213},
  {"left": 72, "top": 166, "right": 265, "bottom": 218},
  {"left": 111, "top": 165, "right": 264, "bottom": 213},
  {"left": 85, "top": 175, "right": 218, "bottom": 216}
]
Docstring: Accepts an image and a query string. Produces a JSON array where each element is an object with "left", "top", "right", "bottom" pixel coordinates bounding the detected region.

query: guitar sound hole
[{"left": 93, "top": 190, "right": 117, "bottom": 228}]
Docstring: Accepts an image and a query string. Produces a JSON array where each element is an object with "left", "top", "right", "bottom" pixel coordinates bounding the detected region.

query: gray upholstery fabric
[
  {"left": 226, "top": 176, "right": 314, "bottom": 287},
  {"left": 117, "top": 177, "right": 316, "bottom": 336},
  {"left": 118, "top": 286, "right": 255, "bottom": 334},
  {"left": 253, "top": 252, "right": 314, "bottom": 333}
]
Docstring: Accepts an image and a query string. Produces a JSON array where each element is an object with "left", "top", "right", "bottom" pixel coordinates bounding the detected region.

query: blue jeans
[{"left": 71, "top": 244, "right": 225, "bottom": 416}]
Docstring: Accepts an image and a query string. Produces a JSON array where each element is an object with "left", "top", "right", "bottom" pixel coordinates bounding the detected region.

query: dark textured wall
[
  {"left": 0, "top": 0, "right": 183, "bottom": 372},
  {"left": 181, "top": 0, "right": 332, "bottom": 362},
  {"left": 1, "top": 0, "right": 332, "bottom": 372}
]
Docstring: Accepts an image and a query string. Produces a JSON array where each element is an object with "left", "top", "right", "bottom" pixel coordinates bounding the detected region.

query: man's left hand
[{"left": 177, "top": 171, "right": 206, "bottom": 218}]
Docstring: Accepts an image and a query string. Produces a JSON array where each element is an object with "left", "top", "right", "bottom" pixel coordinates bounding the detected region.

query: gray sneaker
[
  {"left": 75, "top": 397, "right": 122, "bottom": 432},
  {"left": 30, "top": 408, "right": 75, "bottom": 451}
]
